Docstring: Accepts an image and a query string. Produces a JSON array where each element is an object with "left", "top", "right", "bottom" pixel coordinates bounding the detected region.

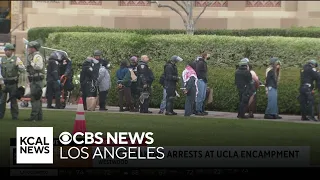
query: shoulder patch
[
  {"left": 141, "top": 65, "right": 145, "bottom": 69},
  {"left": 313, "top": 68, "right": 316, "bottom": 72},
  {"left": 33, "top": 54, "right": 43, "bottom": 63}
]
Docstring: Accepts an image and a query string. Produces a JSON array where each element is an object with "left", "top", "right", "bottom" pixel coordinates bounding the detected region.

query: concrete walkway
[{"left": 13, "top": 103, "right": 320, "bottom": 125}]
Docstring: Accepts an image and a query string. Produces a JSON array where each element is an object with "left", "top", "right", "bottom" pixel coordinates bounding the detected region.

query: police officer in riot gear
[
  {"left": 57, "top": 52, "right": 74, "bottom": 104},
  {"left": 80, "top": 57, "right": 100, "bottom": 110},
  {"left": 128, "top": 56, "right": 139, "bottom": 112},
  {"left": 137, "top": 55, "right": 153, "bottom": 113},
  {"left": 235, "top": 59, "right": 253, "bottom": 119},
  {"left": 46, "top": 51, "right": 61, "bottom": 109},
  {"left": 25, "top": 41, "right": 45, "bottom": 121},
  {"left": 0, "top": 43, "right": 26, "bottom": 120},
  {"left": 299, "top": 60, "right": 320, "bottom": 121},
  {"left": 164, "top": 55, "right": 183, "bottom": 115}
]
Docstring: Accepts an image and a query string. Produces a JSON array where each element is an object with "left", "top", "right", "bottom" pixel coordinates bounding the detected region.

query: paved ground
[{"left": 13, "top": 102, "right": 320, "bottom": 125}]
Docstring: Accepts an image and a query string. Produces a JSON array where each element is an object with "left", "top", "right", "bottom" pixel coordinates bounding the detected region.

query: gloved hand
[{"left": 57, "top": 80, "right": 60, "bottom": 85}]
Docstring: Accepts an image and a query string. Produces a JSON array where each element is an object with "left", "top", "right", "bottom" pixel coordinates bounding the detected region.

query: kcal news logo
[{"left": 16, "top": 127, "right": 53, "bottom": 164}]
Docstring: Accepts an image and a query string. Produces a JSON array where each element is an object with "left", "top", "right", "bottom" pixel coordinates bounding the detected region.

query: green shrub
[
  {"left": 28, "top": 26, "right": 320, "bottom": 44},
  {"left": 46, "top": 32, "right": 320, "bottom": 114}
]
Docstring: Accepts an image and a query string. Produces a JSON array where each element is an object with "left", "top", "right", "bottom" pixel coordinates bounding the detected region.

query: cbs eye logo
[{"left": 59, "top": 132, "right": 72, "bottom": 145}]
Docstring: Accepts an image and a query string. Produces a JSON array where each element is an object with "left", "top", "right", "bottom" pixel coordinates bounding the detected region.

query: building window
[
  {"left": 246, "top": 1, "right": 281, "bottom": 7},
  {"left": 119, "top": 1, "right": 151, "bottom": 6},
  {"left": 70, "top": 1, "right": 102, "bottom": 5},
  {"left": 195, "top": 1, "right": 228, "bottom": 7}
]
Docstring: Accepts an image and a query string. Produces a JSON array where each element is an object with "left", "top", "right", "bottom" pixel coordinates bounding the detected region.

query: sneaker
[
  {"left": 195, "top": 112, "right": 204, "bottom": 116},
  {"left": 264, "top": 114, "right": 274, "bottom": 119},
  {"left": 202, "top": 111, "right": 209, "bottom": 115}
]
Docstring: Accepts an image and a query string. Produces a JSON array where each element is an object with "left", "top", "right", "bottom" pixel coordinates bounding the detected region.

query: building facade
[
  {"left": 5, "top": 1, "right": 320, "bottom": 54},
  {"left": 11, "top": 1, "right": 320, "bottom": 30}
]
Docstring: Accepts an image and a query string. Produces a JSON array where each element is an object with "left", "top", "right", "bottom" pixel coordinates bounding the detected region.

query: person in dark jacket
[
  {"left": 235, "top": 59, "right": 253, "bottom": 119},
  {"left": 128, "top": 56, "right": 140, "bottom": 112},
  {"left": 137, "top": 55, "right": 153, "bottom": 113},
  {"left": 195, "top": 52, "right": 210, "bottom": 116},
  {"left": 264, "top": 57, "right": 282, "bottom": 119},
  {"left": 80, "top": 57, "right": 99, "bottom": 110},
  {"left": 164, "top": 55, "right": 183, "bottom": 115},
  {"left": 182, "top": 62, "right": 198, "bottom": 116},
  {"left": 299, "top": 60, "right": 320, "bottom": 121},
  {"left": 57, "top": 52, "right": 73, "bottom": 107},
  {"left": 93, "top": 50, "right": 108, "bottom": 66},
  {"left": 46, "top": 51, "right": 61, "bottom": 109},
  {"left": 116, "top": 60, "right": 133, "bottom": 112}
]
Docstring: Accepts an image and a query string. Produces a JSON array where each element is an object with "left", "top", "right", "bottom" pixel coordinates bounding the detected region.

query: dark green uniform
[
  {"left": 0, "top": 43, "right": 25, "bottom": 120},
  {"left": 25, "top": 41, "right": 45, "bottom": 121}
]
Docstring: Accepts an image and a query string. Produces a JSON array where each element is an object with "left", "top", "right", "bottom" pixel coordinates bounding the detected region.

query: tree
[{"left": 152, "top": 1, "right": 214, "bottom": 35}]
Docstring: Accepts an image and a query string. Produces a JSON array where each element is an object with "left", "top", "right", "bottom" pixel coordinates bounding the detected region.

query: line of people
[
  {"left": 113, "top": 52, "right": 211, "bottom": 116},
  {"left": 0, "top": 42, "right": 73, "bottom": 121},
  {"left": 235, "top": 57, "right": 320, "bottom": 122},
  {"left": 2, "top": 44, "right": 319, "bottom": 122}
]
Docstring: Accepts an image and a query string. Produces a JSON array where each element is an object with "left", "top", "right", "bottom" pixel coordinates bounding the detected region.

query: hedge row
[
  {"left": 28, "top": 26, "right": 320, "bottom": 44},
  {"left": 45, "top": 32, "right": 320, "bottom": 114}
]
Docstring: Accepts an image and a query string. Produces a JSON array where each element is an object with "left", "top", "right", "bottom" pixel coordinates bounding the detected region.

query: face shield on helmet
[
  {"left": 171, "top": 55, "right": 183, "bottom": 63},
  {"left": 49, "top": 51, "right": 60, "bottom": 61}
]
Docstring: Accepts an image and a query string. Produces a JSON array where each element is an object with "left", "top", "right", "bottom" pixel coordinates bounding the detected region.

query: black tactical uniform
[
  {"left": 164, "top": 55, "right": 183, "bottom": 115},
  {"left": 299, "top": 60, "right": 320, "bottom": 121},
  {"left": 46, "top": 51, "right": 61, "bottom": 109},
  {"left": 80, "top": 57, "right": 99, "bottom": 110},
  {"left": 128, "top": 56, "right": 139, "bottom": 112},
  {"left": 137, "top": 59, "right": 153, "bottom": 113},
  {"left": 235, "top": 60, "right": 253, "bottom": 119}
]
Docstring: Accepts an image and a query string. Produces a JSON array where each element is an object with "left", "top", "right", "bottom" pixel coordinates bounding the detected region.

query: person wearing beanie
[
  {"left": 235, "top": 59, "right": 253, "bottom": 119},
  {"left": 264, "top": 57, "right": 282, "bottom": 119},
  {"left": 128, "top": 56, "right": 140, "bottom": 112},
  {"left": 298, "top": 60, "right": 320, "bottom": 121}
]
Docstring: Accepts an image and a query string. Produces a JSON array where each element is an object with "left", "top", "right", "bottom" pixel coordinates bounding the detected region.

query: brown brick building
[{"left": 1, "top": 1, "right": 320, "bottom": 54}]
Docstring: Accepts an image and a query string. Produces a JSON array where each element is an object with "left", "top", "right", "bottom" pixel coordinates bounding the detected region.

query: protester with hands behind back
[
  {"left": 97, "top": 60, "right": 111, "bottom": 111},
  {"left": 116, "top": 60, "right": 133, "bottom": 112},
  {"left": 195, "top": 51, "right": 210, "bottom": 116},
  {"left": 182, "top": 62, "right": 198, "bottom": 117},
  {"left": 264, "top": 57, "right": 282, "bottom": 119}
]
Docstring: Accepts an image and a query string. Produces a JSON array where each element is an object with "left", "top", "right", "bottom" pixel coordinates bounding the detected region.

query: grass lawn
[{"left": 1, "top": 109, "right": 320, "bottom": 166}]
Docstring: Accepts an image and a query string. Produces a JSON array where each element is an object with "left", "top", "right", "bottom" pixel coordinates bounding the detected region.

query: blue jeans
[
  {"left": 196, "top": 80, "right": 207, "bottom": 112},
  {"left": 265, "top": 87, "right": 278, "bottom": 115},
  {"left": 159, "top": 88, "right": 166, "bottom": 111}
]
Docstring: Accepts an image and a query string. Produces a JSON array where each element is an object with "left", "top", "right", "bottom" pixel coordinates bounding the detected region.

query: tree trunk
[{"left": 186, "top": 23, "right": 194, "bottom": 35}]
